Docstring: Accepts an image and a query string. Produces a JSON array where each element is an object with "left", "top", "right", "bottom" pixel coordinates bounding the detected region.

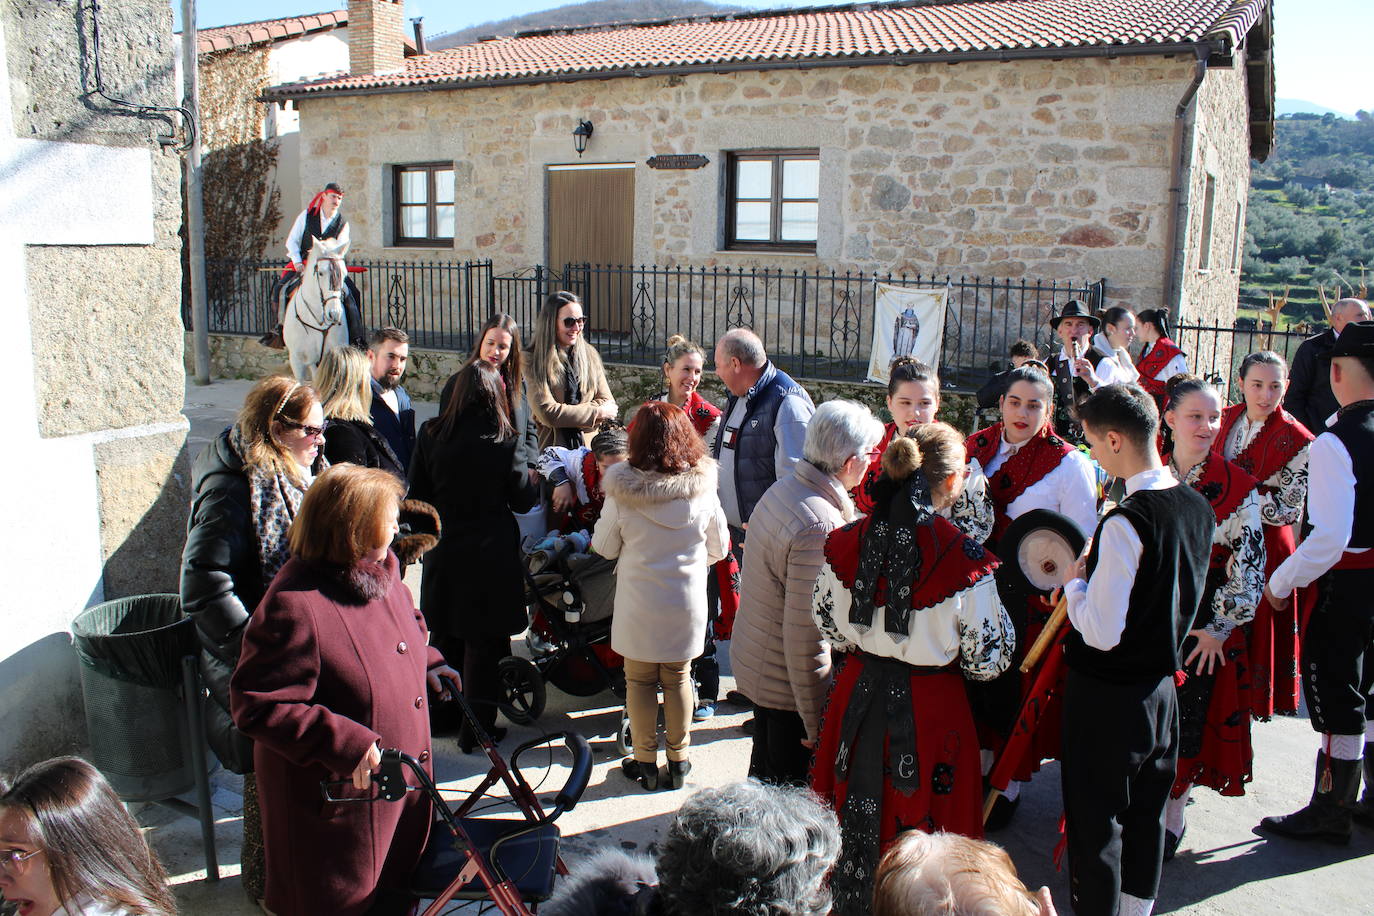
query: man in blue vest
[
  {"left": 368, "top": 327, "right": 416, "bottom": 472},
  {"left": 705, "top": 328, "right": 815, "bottom": 717}
]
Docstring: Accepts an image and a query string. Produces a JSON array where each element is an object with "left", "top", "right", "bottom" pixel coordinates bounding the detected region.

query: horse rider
[{"left": 261, "top": 182, "right": 367, "bottom": 350}]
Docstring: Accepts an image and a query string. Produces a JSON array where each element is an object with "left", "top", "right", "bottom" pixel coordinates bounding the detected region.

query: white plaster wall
[{"left": 268, "top": 30, "right": 350, "bottom": 138}]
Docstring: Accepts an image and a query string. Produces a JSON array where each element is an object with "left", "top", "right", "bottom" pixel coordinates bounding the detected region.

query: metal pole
[{"left": 182, "top": 0, "right": 211, "bottom": 384}]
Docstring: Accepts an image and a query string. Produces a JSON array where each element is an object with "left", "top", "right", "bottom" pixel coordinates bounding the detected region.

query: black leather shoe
[
  {"left": 621, "top": 757, "right": 659, "bottom": 791},
  {"left": 1164, "top": 825, "right": 1186, "bottom": 861},
  {"left": 667, "top": 759, "right": 692, "bottom": 789},
  {"left": 984, "top": 792, "right": 1021, "bottom": 831},
  {"left": 1259, "top": 752, "right": 1359, "bottom": 844}
]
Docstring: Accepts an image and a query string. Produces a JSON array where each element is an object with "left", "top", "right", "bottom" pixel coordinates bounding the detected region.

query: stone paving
[{"left": 155, "top": 377, "right": 1374, "bottom": 915}]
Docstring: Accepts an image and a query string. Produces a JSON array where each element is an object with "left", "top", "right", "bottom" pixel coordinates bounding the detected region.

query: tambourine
[{"left": 995, "top": 509, "right": 1086, "bottom": 598}]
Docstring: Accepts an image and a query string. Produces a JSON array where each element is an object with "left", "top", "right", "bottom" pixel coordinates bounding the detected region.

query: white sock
[
  {"left": 1119, "top": 892, "right": 1154, "bottom": 916},
  {"left": 1328, "top": 734, "right": 1364, "bottom": 761},
  {"left": 1003, "top": 780, "right": 1022, "bottom": 802},
  {"left": 1365, "top": 721, "right": 1374, "bottom": 743},
  {"left": 1165, "top": 784, "right": 1191, "bottom": 835}
]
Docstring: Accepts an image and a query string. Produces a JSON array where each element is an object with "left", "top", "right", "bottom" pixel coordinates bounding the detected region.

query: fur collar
[
  {"left": 601, "top": 458, "right": 716, "bottom": 508},
  {"left": 310, "top": 553, "right": 398, "bottom": 604}
]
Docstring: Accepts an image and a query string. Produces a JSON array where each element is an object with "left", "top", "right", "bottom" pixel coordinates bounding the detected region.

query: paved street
[{"left": 156, "top": 377, "right": 1374, "bottom": 915}]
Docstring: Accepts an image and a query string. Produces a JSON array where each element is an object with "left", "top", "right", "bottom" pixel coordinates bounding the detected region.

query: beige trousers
[{"left": 623, "top": 657, "right": 693, "bottom": 764}]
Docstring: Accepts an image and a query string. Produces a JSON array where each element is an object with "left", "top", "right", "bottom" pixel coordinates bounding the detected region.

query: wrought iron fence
[
  {"left": 194, "top": 257, "right": 1104, "bottom": 388},
  {"left": 1174, "top": 322, "right": 1314, "bottom": 402}
]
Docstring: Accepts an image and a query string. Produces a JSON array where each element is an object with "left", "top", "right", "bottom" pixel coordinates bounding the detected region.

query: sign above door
[{"left": 646, "top": 154, "right": 710, "bottom": 170}]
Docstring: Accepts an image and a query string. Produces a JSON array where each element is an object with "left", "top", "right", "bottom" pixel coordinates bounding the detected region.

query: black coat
[
  {"left": 323, "top": 418, "right": 405, "bottom": 478},
  {"left": 1284, "top": 328, "right": 1336, "bottom": 435},
  {"left": 408, "top": 405, "right": 538, "bottom": 640},
  {"left": 438, "top": 372, "right": 541, "bottom": 470},
  {"left": 180, "top": 430, "right": 262, "bottom": 774}
]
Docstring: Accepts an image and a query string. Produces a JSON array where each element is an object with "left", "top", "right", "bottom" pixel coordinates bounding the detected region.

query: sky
[{"left": 174, "top": 0, "right": 1373, "bottom": 116}]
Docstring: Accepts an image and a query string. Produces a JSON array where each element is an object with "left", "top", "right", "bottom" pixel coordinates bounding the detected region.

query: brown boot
[
  {"left": 1259, "top": 751, "right": 1360, "bottom": 844},
  {"left": 259, "top": 325, "right": 285, "bottom": 349}
]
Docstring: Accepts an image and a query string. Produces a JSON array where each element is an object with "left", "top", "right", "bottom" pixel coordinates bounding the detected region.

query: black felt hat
[
  {"left": 1330, "top": 320, "right": 1374, "bottom": 359},
  {"left": 1049, "top": 299, "right": 1100, "bottom": 331}
]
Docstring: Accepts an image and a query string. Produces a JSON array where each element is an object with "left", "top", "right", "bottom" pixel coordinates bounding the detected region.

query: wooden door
[{"left": 547, "top": 164, "right": 635, "bottom": 333}]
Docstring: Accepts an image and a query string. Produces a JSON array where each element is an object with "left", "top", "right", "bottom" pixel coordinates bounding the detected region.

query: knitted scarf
[{"left": 230, "top": 426, "right": 323, "bottom": 589}]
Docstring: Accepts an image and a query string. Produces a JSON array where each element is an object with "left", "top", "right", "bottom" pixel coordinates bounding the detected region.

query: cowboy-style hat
[
  {"left": 1330, "top": 320, "right": 1374, "bottom": 359},
  {"left": 1049, "top": 299, "right": 1100, "bottom": 331}
]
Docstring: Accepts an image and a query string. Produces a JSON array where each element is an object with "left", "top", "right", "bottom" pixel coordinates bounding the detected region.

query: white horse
[{"left": 283, "top": 236, "right": 351, "bottom": 382}]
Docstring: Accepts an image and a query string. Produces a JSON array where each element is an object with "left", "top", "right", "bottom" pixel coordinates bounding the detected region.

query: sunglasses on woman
[
  {"left": 277, "top": 416, "right": 328, "bottom": 438},
  {"left": 562, "top": 316, "right": 588, "bottom": 329}
]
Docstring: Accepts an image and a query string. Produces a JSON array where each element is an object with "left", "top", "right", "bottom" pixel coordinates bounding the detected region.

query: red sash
[
  {"left": 823, "top": 514, "right": 999, "bottom": 612},
  {"left": 965, "top": 423, "right": 1075, "bottom": 541},
  {"left": 852, "top": 422, "right": 899, "bottom": 517},
  {"left": 1136, "top": 337, "right": 1184, "bottom": 396},
  {"left": 1169, "top": 451, "right": 1260, "bottom": 569},
  {"left": 1333, "top": 550, "right": 1374, "bottom": 571},
  {"left": 1213, "top": 405, "right": 1313, "bottom": 486},
  {"left": 572, "top": 451, "right": 605, "bottom": 530}
]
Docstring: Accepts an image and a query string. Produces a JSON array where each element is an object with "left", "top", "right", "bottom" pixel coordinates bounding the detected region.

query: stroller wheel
[
  {"left": 615, "top": 711, "right": 633, "bottom": 757},
  {"left": 498, "top": 656, "right": 547, "bottom": 724}
]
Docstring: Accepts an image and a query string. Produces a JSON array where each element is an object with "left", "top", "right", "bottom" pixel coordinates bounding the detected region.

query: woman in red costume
[
  {"left": 1162, "top": 375, "right": 1266, "bottom": 859},
  {"left": 1213, "top": 350, "right": 1314, "bottom": 720},
  {"left": 1135, "top": 307, "right": 1189, "bottom": 412}
]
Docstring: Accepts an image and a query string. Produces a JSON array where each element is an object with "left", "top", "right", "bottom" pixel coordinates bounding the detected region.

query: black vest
[
  {"left": 301, "top": 209, "right": 345, "bottom": 262},
  {"left": 1328, "top": 401, "right": 1374, "bottom": 549},
  {"left": 1053, "top": 345, "right": 1108, "bottom": 406},
  {"left": 1064, "top": 484, "right": 1215, "bottom": 683}
]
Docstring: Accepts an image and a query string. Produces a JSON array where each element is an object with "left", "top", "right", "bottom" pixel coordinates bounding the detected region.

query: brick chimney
[{"left": 347, "top": 0, "right": 405, "bottom": 76}]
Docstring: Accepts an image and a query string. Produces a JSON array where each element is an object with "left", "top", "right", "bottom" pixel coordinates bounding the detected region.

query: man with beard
[{"left": 368, "top": 327, "right": 415, "bottom": 472}]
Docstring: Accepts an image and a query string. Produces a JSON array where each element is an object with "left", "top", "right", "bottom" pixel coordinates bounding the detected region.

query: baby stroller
[
  {"left": 498, "top": 535, "right": 627, "bottom": 744},
  {"left": 323, "top": 685, "right": 593, "bottom": 914}
]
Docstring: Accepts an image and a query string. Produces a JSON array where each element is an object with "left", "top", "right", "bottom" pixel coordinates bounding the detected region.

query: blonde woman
[
  {"left": 313, "top": 347, "right": 404, "bottom": 477},
  {"left": 526, "top": 291, "right": 617, "bottom": 449},
  {"left": 180, "top": 374, "right": 327, "bottom": 904}
]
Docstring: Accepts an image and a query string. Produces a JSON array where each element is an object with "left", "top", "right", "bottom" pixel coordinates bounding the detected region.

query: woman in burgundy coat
[{"left": 232, "top": 464, "right": 458, "bottom": 916}]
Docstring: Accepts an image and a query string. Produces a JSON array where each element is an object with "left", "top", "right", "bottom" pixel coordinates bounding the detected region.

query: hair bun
[
  {"left": 666, "top": 334, "right": 687, "bottom": 347},
  {"left": 1164, "top": 372, "right": 1200, "bottom": 399},
  {"left": 882, "top": 435, "right": 922, "bottom": 481}
]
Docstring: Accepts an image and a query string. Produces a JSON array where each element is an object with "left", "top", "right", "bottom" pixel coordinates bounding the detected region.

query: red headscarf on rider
[{"left": 307, "top": 182, "right": 345, "bottom": 214}]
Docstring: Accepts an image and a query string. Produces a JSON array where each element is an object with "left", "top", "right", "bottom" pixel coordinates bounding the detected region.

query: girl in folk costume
[
  {"left": 1161, "top": 375, "right": 1266, "bottom": 858},
  {"left": 853, "top": 358, "right": 994, "bottom": 543},
  {"left": 811, "top": 424, "right": 1015, "bottom": 916},
  {"left": 1094, "top": 306, "right": 1141, "bottom": 386},
  {"left": 1213, "top": 351, "right": 1314, "bottom": 719},
  {"left": 963, "top": 366, "right": 1099, "bottom": 824},
  {"left": 537, "top": 424, "right": 629, "bottom": 532},
  {"left": 653, "top": 334, "right": 723, "bottom": 440},
  {"left": 1135, "top": 308, "right": 1189, "bottom": 412}
]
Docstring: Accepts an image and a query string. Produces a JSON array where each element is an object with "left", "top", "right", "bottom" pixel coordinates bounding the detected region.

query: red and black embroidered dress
[
  {"left": 852, "top": 422, "right": 996, "bottom": 542},
  {"left": 1168, "top": 450, "right": 1264, "bottom": 797},
  {"left": 965, "top": 423, "right": 1076, "bottom": 546},
  {"left": 1214, "top": 404, "right": 1314, "bottom": 717},
  {"left": 1136, "top": 337, "right": 1185, "bottom": 409},
  {"left": 811, "top": 478, "right": 1014, "bottom": 916}
]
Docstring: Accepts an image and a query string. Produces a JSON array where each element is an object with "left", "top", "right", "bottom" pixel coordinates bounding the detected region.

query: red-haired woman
[{"left": 592, "top": 402, "right": 730, "bottom": 791}]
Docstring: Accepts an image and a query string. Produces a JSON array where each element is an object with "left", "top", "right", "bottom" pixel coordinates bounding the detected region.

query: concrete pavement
[{"left": 155, "top": 376, "right": 1374, "bottom": 915}]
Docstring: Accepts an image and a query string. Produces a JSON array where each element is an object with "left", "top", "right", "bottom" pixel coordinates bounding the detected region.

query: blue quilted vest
[{"left": 713, "top": 362, "right": 810, "bottom": 524}]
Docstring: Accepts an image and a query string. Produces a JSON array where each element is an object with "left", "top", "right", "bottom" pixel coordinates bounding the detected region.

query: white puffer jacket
[{"left": 592, "top": 458, "right": 730, "bottom": 663}]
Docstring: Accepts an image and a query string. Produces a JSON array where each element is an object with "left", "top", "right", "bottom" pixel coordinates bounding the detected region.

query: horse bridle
[{"left": 290, "top": 258, "right": 345, "bottom": 369}]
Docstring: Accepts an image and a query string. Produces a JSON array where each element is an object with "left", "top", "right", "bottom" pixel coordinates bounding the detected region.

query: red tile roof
[
  {"left": 263, "top": 0, "right": 1269, "bottom": 99},
  {"left": 193, "top": 10, "right": 347, "bottom": 54}
]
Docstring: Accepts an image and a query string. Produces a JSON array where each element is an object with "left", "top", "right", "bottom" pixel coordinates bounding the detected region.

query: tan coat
[
  {"left": 527, "top": 344, "right": 615, "bottom": 450},
  {"left": 730, "top": 460, "right": 854, "bottom": 741}
]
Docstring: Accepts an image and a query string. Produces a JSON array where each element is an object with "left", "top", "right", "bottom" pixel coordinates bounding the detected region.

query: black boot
[
  {"left": 620, "top": 757, "right": 659, "bottom": 791},
  {"left": 1259, "top": 751, "right": 1361, "bottom": 844},
  {"left": 1354, "top": 745, "right": 1374, "bottom": 829},
  {"left": 667, "top": 759, "right": 692, "bottom": 790},
  {"left": 259, "top": 324, "right": 285, "bottom": 349}
]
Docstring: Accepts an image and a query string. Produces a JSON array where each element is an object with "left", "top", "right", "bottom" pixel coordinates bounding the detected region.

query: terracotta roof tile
[
  {"left": 191, "top": 10, "right": 348, "bottom": 55},
  {"left": 264, "top": 0, "right": 1269, "bottom": 98}
]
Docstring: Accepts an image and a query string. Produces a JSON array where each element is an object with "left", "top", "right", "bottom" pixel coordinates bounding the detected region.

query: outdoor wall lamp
[{"left": 573, "top": 120, "right": 594, "bottom": 157}]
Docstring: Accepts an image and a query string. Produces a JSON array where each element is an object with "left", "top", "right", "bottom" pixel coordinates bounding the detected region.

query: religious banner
[{"left": 866, "top": 283, "right": 949, "bottom": 383}]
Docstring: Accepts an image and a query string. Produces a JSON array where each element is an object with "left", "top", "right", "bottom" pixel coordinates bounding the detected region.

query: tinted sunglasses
[
  {"left": 277, "top": 416, "right": 328, "bottom": 438},
  {"left": 562, "top": 316, "right": 588, "bottom": 329}
]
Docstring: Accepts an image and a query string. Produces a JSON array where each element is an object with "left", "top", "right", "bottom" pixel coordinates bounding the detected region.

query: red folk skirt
[
  {"left": 1249, "top": 522, "right": 1313, "bottom": 718},
  {"left": 812, "top": 652, "right": 983, "bottom": 841},
  {"left": 1172, "top": 625, "right": 1254, "bottom": 797}
]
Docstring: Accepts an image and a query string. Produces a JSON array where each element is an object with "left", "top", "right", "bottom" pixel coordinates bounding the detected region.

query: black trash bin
[{"left": 71, "top": 594, "right": 219, "bottom": 879}]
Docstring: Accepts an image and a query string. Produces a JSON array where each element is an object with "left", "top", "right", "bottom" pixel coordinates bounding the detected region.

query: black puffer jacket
[
  {"left": 322, "top": 417, "right": 405, "bottom": 478},
  {"left": 180, "top": 429, "right": 262, "bottom": 774}
]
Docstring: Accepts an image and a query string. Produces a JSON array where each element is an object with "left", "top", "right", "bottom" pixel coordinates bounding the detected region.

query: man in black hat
[
  {"left": 1260, "top": 319, "right": 1374, "bottom": 844},
  {"left": 1049, "top": 299, "right": 1133, "bottom": 443},
  {"left": 261, "top": 181, "right": 367, "bottom": 349}
]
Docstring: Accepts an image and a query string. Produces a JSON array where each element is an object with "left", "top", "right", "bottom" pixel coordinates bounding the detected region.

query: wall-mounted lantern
[{"left": 572, "top": 120, "right": 594, "bottom": 157}]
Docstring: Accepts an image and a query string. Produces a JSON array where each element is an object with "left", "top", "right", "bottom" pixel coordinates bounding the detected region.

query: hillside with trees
[{"left": 1242, "top": 112, "right": 1374, "bottom": 327}]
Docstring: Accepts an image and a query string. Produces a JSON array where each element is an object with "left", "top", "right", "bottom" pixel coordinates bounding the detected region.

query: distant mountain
[
  {"left": 1277, "top": 98, "right": 1355, "bottom": 119},
  {"left": 428, "top": 0, "right": 745, "bottom": 50}
]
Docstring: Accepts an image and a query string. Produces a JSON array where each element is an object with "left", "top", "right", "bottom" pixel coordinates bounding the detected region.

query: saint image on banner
[{"left": 866, "top": 283, "right": 949, "bottom": 384}]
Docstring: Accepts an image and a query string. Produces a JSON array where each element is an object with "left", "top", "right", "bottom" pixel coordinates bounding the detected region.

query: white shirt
[
  {"left": 286, "top": 207, "right": 349, "bottom": 265},
  {"left": 983, "top": 435, "right": 1099, "bottom": 538},
  {"left": 1221, "top": 413, "right": 1310, "bottom": 527},
  {"left": 1093, "top": 332, "right": 1140, "bottom": 385},
  {"left": 1065, "top": 466, "right": 1178, "bottom": 651},
  {"left": 812, "top": 563, "right": 1015, "bottom": 678},
  {"left": 1056, "top": 343, "right": 1133, "bottom": 389},
  {"left": 1269, "top": 432, "right": 1363, "bottom": 595}
]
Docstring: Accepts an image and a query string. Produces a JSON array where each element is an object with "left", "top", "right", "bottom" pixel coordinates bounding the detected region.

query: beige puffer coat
[{"left": 730, "top": 460, "right": 855, "bottom": 742}]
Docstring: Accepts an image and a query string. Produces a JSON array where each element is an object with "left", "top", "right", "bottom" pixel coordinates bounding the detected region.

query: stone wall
[
  {"left": 293, "top": 51, "right": 1254, "bottom": 333},
  {"left": 2, "top": 0, "right": 188, "bottom": 767}
]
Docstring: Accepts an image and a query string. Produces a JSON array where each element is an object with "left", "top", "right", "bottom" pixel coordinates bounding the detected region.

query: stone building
[
  {"left": 1, "top": 0, "right": 188, "bottom": 766},
  {"left": 265, "top": 0, "right": 1274, "bottom": 345}
]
